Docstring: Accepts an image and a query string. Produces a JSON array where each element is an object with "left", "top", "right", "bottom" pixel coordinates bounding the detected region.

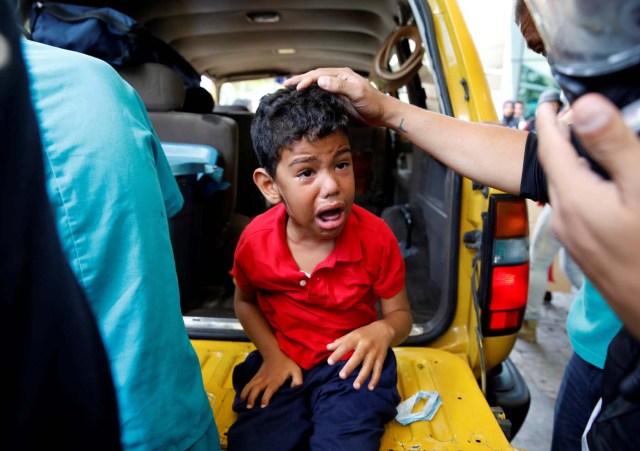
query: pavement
[{"left": 510, "top": 291, "right": 575, "bottom": 451}]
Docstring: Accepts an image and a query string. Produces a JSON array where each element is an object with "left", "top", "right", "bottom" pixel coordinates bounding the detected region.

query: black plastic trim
[{"left": 486, "top": 357, "right": 531, "bottom": 439}]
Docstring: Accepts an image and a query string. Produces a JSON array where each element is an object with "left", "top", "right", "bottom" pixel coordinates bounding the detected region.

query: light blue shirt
[
  {"left": 567, "top": 278, "right": 622, "bottom": 369},
  {"left": 24, "top": 40, "right": 216, "bottom": 450}
]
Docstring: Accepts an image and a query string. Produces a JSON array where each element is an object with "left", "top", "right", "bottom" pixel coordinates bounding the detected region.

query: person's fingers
[
  {"left": 571, "top": 94, "right": 640, "bottom": 199},
  {"left": 353, "top": 355, "right": 374, "bottom": 390},
  {"left": 326, "top": 340, "right": 338, "bottom": 351},
  {"left": 260, "top": 386, "right": 275, "bottom": 408},
  {"left": 368, "top": 356, "right": 384, "bottom": 391},
  {"left": 283, "top": 69, "right": 320, "bottom": 88},
  {"left": 557, "top": 107, "right": 573, "bottom": 125},
  {"left": 239, "top": 378, "right": 255, "bottom": 402},
  {"left": 316, "top": 74, "right": 356, "bottom": 96},
  {"left": 290, "top": 368, "right": 304, "bottom": 388},
  {"left": 338, "top": 349, "right": 365, "bottom": 380},
  {"left": 283, "top": 71, "right": 312, "bottom": 87},
  {"left": 284, "top": 68, "right": 353, "bottom": 90},
  {"left": 246, "top": 384, "right": 261, "bottom": 409},
  {"left": 535, "top": 101, "right": 582, "bottom": 192},
  {"left": 539, "top": 98, "right": 560, "bottom": 115},
  {"left": 327, "top": 337, "right": 350, "bottom": 364}
]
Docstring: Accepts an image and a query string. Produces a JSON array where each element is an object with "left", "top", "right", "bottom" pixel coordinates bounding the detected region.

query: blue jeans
[
  {"left": 552, "top": 353, "right": 603, "bottom": 451},
  {"left": 228, "top": 350, "right": 400, "bottom": 451}
]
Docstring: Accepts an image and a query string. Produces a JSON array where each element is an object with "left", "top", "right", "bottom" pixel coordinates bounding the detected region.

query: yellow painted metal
[
  {"left": 423, "top": 0, "right": 521, "bottom": 378},
  {"left": 191, "top": 340, "right": 253, "bottom": 450},
  {"left": 191, "top": 341, "right": 520, "bottom": 450}
]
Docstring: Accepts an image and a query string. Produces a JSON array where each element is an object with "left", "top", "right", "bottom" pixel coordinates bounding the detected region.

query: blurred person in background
[
  {"left": 501, "top": 99, "right": 517, "bottom": 127},
  {"left": 513, "top": 99, "right": 527, "bottom": 129}
]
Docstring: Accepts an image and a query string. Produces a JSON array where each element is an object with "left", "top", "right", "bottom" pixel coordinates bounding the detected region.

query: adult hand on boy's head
[
  {"left": 240, "top": 351, "right": 303, "bottom": 409},
  {"left": 284, "top": 67, "right": 387, "bottom": 127},
  {"left": 536, "top": 93, "right": 640, "bottom": 339},
  {"left": 326, "top": 321, "right": 395, "bottom": 391}
]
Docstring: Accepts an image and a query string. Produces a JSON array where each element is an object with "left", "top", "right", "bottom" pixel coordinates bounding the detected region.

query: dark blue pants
[
  {"left": 552, "top": 352, "right": 603, "bottom": 451},
  {"left": 228, "top": 349, "right": 400, "bottom": 451}
]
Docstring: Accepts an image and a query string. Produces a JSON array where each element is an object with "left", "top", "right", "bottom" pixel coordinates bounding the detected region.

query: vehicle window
[
  {"left": 384, "top": 13, "right": 457, "bottom": 341},
  {"left": 419, "top": 56, "right": 443, "bottom": 114},
  {"left": 219, "top": 77, "right": 285, "bottom": 112}
]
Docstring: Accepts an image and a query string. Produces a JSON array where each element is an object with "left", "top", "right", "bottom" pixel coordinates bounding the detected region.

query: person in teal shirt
[
  {"left": 551, "top": 280, "right": 622, "bottom": 450},
  {"left": 23, "top": 38, "right": 220, "bottom": 450},
  {"left": 568, "top": 282, "right": 623, "bottom": 370}
]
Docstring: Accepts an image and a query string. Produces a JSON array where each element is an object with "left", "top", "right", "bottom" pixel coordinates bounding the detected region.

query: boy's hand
[
  {"left": 326, "top": 321, "right": 394, "bottom": 391},
  {"left": 241, "top": 351, "right": 303, "bottom": 409}
]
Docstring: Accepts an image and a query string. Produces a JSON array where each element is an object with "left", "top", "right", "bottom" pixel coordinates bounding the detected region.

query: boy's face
[{"left": 265, "top": 131, "right": 355, "bottom": 242}]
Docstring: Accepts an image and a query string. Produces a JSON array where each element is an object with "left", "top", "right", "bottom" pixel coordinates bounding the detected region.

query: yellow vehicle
[{"left": 33, "top": 0, "right": 531, "bottom": 448}]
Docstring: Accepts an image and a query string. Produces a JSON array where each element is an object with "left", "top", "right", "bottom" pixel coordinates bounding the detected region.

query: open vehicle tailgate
[{"left": 191, "top": 341, "right": 518, "bottom": 450}]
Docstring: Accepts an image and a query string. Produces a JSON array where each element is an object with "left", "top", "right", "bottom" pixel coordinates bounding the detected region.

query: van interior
[{"left": 33, "top": 0, "right": 461, "bottom": 345}]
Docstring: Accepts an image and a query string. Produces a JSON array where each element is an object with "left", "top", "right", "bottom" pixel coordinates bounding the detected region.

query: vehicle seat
[
  {"left": 117, "top": 63, "right": 238, "bottom": 227},
  {"left": 117, "top": 63, "right": 239, "bottom": 306},
  {"left": 347, "top": 123, "right": 389, "bottom": 213},
  {"left": 213, "top": 107, "right": 266, "bottom": 218}
]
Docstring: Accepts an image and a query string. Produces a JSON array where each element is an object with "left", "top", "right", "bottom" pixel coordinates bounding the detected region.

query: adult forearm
[{"left": 380, "top": 97, "right": 528, "bottom": 195}]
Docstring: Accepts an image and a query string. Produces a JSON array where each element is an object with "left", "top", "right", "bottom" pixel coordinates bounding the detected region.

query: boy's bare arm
[
  {"left": 234, "top": 287, "right": 303, "bottom": 408},
  {"left": 326, "top": 288, "right": 412, "bottom": 391}
]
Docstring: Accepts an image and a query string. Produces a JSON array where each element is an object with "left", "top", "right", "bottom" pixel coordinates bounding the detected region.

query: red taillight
[
  {"left": 486, "top": 264, "right": 529, "bottom": 332},
  {"left": 488, "top": 309, "right": 523, "bottom": 331},
  {"left": 482, "top": 197, "right": 530, "bottom": 336},
  {"left": 490, "top": 264, "right": 529, "bottom": 310}
]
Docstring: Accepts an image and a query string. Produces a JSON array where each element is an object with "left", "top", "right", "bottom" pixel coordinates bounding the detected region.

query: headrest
[
  {"left": 214, "top": 104, "right": 251, "bottom": 113},
  {"left": 183, "top": 86, "right": 214, "bottom": 114},
  {"left": 117, "top": 63, "right": 185, "bottom": 112}
]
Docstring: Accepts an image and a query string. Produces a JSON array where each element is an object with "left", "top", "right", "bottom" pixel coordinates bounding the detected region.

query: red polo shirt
[{"left": 231, "top": 203, "right": 405, "bottom": 370}]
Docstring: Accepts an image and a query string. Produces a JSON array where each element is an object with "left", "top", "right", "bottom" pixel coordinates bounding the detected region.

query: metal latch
[
  {"left": 472, "top": 180, "right": 489, "bottom": 198},
  {"left": 463, "top": 229, "right": 482, "bottom": 251}
]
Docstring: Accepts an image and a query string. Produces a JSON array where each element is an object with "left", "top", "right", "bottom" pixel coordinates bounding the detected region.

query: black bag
[
  {"left": 29, "top": 2, "right": 201, "bottom": 88},
  {"left": 587, "top": 328, "right": 640, "bottom": 451}
]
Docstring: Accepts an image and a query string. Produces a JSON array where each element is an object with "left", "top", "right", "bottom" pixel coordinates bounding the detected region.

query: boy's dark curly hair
[{"left": 251, "top": 85, "right": 349, "bottom": 177}]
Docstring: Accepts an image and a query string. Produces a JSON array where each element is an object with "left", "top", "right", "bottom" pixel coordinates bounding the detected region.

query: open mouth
[
  {"left": 316, "top": 206, "right": 345, "bottom": 230},
  {"left": 318, "top": 208, "right": 341, "bottom": 222}
]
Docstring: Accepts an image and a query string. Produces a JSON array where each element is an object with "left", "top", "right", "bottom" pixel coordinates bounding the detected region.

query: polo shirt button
[{"left": 300, "top": 279, "right": 307, "bottom": 287}]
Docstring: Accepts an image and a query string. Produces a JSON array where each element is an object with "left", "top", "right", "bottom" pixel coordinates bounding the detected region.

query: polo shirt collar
[{"left": 270, "top": 204, "right": 363, "bottom": 269}]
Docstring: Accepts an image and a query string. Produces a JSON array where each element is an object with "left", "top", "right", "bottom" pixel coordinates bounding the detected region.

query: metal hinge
[{"left": 472, "top": 180, "right": 489, "bottom": 198}]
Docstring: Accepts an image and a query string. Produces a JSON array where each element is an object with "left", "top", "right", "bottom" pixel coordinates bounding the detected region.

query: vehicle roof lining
[{"left": 44, "top": 0, "right": 403, "bottom": 81}]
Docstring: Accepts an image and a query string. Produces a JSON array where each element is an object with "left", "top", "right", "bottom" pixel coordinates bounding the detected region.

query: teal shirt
[
  {"left": 567, "top": 278, "right": 622, "bottom": 369},
  {"left": 24, "top": 40, "right": 216, "bottom": 450}
]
